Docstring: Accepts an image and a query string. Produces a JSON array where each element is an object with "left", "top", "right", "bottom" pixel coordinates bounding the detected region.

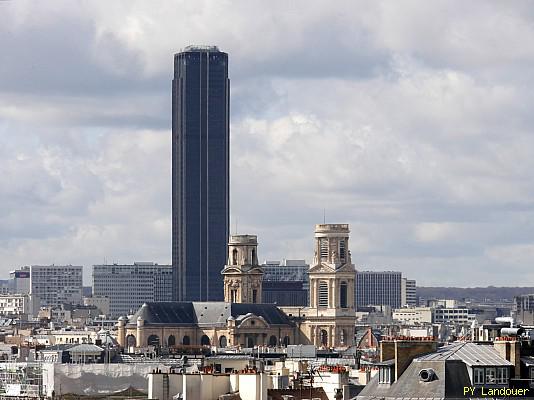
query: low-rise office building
[
  {"left": 355, "top": 271, "right": 402, "bottom": 309},
  {"left": 393, "top": 307, "right": 432, "bottom": 325},
  {"left": 92, "top": 262, "right": 172, "bottom": 317},
  {"left": 514, "top": 294, "right": 534, "bottom": 325},
  {"left": 30, "top": 265, "right": 83, "bottom": 307}
]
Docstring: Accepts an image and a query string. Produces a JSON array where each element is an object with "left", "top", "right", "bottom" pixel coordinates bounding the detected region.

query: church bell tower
[{"left": 221, "top": 235, "right": 263, "bottom": 303}]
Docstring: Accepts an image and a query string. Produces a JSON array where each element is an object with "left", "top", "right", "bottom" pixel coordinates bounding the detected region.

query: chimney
[
  {"left": 380, "top": 339, "right": 438, "bottom": 381},
  {"left": 494, "top": 339, "right": 521, "bottom": 378}
]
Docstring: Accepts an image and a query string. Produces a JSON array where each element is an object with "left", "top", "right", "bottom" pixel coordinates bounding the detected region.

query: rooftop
[
  {"left": 128, "top": 302, "right": 294, "bottom": 327},
  {"left": 416, "top": 342, "right": 512, "bottom": 366},
  {"left": 183, "top": 45, "right": 220, "bottom": 52}
]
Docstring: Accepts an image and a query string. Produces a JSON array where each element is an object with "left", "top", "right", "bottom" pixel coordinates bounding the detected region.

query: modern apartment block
[
  {"left": 514, "top": 294, "right": 534, "bottom": 325},
  {"left": 0, "top": 280, "right": 9, "bottom": 295},
  {"left": 30, "top": 265, "right": 83, "bottom": 307},
  {"left": 172, "top": 45, "right": 230, "bottom": 302},
  {"left": 92, "top": 262, "right": 173, "bottom": 317},
  {"left": 401, "top": 278, "right": 417, "bottom": 307},
  {"left": 261, "top": 260, "right": 309, "bottom": 306},
  {"left": 355, "top": 271, "right": 402, "bottom": 309},
  {"left": 10, "top": 266, "right": 31, "bottom": 294},
  {"left": 432, "top": 307, "right": 475, "bottom": 324}
]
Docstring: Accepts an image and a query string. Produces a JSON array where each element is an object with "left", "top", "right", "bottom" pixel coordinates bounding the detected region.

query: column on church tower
[{"left": 221, "top": 234, "right": 263, "bottom": 304}]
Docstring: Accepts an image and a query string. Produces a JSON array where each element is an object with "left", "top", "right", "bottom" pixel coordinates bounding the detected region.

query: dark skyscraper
[{"left": 172, "top": 45, "right": 229, "bottom": 301}]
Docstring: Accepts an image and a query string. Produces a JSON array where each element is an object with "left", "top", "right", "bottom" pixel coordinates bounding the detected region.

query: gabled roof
[
  {"left": 358, "top": 342, "right": 511, "bottom": 400},
  {"left": 416, "top": 342, "right": 513, "bottom": 367},
  {"left": 358, "top": 359, "right": 471, "bottom": 399}
]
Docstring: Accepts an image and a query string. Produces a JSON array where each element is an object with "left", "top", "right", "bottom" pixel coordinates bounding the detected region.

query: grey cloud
[{"left": 2, "top": 0, "right": 534, "bottom": 286}]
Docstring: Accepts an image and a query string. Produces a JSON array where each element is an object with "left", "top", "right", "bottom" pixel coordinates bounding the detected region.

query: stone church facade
[{"left": 117, "top": 224, "right": 356, "bottom": 350}]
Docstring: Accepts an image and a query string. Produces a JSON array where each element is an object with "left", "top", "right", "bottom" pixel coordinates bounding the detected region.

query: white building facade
[{"left": 0, "top": 294, "right": 39, "bottom": 317}]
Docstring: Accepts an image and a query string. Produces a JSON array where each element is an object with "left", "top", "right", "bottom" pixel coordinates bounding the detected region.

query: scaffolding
[{"left": 0, "top": 362, "right": 44, "bottom": 399}]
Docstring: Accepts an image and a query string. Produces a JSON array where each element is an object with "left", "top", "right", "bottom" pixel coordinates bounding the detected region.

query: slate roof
[
  {"left": 416, "top": 342, "right": 513, "bottom": 366},
  {"left": 357, "top": 342, "right": 512, "bottom": 400},
  {"left": 358, "top": 359, "right": 471, "bottom": 399},
  {"left": 68, "top": 343, "right": 104, "bottom": 353},
  {"left": 128, "top": 302, "right": 294, "bottom": 327}
]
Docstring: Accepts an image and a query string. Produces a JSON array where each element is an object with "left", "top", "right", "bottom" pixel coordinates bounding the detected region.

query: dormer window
[
  {"left": 473, "top": 368, "right": 484, "bottom": 385},
  {"left": 473, "top": 367, "right": 509, "bottom": 386},
  {"left": 496, "top": 367, "right": 509, "bottom": 384},
  {"left": 379, "top": 366, "right": 393, "bottom": 384}
]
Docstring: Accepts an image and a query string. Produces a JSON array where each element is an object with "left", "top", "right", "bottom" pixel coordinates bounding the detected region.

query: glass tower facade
[{"left": 172, "top": 46, "right": 229, "bottom": 301}]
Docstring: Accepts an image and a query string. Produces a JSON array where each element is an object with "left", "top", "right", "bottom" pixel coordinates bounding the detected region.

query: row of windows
[
  {"left": 317, "top": 281, "right": 349, "bottom": 308},
  {"left": 473, "top": 367, "right": 509, "bottom": 385}
]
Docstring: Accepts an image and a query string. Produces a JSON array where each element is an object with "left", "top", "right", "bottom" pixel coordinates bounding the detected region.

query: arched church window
[
  {"left": 147, "top": 335, "right": 160, "bottom": 347},
  {"left": 182, "top": 335, "right": 190, "bottom": 345},
  {"left": 269, "top": 335, "right": 277, "bottom": 346},
  {"left": 320, "top": 330, "right": 328, "bottom": 347},
  {"left": 168, "top": 335, "right": 176, "bottom": 347},
  {"left": 340, "top": 329, "right": 347, "bottom": 345},
  {"left": 283, "top": 336, "right": 290, "bottom": 346},
  {"left": 219, "top": 335, "right": 227, "bottom": 348},
  {"left": 201, "top": 335, "right": 211, "bottom": 346},
  {"left": 318, "top": 281, "right": 328, "bottom": 308},
  {"left": 126, "top": 335, "right": 136, "bottom": 347},
  {"left": 232, "top": 249, "right": 238, "bottom": 265},
  {"left": 340, "top": 281, "right": 348, "bottom": 308}
]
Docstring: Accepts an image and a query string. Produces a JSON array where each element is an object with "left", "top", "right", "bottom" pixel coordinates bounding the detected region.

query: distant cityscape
[{"left": 1, "top": 45, "right": 534, "bottom": 400}]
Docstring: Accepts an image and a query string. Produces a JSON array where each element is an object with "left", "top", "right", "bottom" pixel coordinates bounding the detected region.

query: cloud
[{"left": 1, "top": 0, "right": 534, "bottom": 286}]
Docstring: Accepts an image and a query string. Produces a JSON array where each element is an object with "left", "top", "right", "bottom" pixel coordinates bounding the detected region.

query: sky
[{"left": 1, "top": 0, "right": 534, "bottom": 286}]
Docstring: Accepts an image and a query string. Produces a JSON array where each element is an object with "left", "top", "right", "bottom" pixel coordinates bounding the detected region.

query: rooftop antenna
[{"left": 323, "top": 208, "right": 326, "bottom": 224}]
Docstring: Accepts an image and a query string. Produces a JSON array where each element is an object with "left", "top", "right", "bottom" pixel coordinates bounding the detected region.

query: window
[
  {"left": 320, "top": 329, "right": 328, "bottom": 347},
  {"left": 497, "top": 367, "right": 509, "bottom": 384},
  {"left": 201, "top": 335, "right": 210, "bottom": 346},
  {"left": 318, "top": 282, "right": 328, "bottom": 308},
  {"left": 252, "top": 289, "right": 257, "bottom": 303},
  {"left": 283, "top": 336, "right": 290, "bottom": 346},
  {"left": 339, "top": 239, "right": 346, "bottom": 260},
  {"left": 232, "top": 249, "right": 238, "bottom": 265},
  {"left": 147, "top": 335, "right": 160, "bottom": 347},
  {"left": 320, "top": 239, "right": 328, "bottom": 261},
  {"left": 219, "top": 336, "right": 227, "bottom": 348},
  {"left": 485, "top": 367, "right": 496, "bottom": 384},
  {"left": 231, "top": 289, "right": 237, "bottom": 303},
  {"left": 340, "top": 282, "right": 348, "bottom": 308},
  {"left": 379, "top": 367, "right": 392, "bottom": 384},
  {"left": 473, "top": 368, "right": 484, "bottom": 385}
]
